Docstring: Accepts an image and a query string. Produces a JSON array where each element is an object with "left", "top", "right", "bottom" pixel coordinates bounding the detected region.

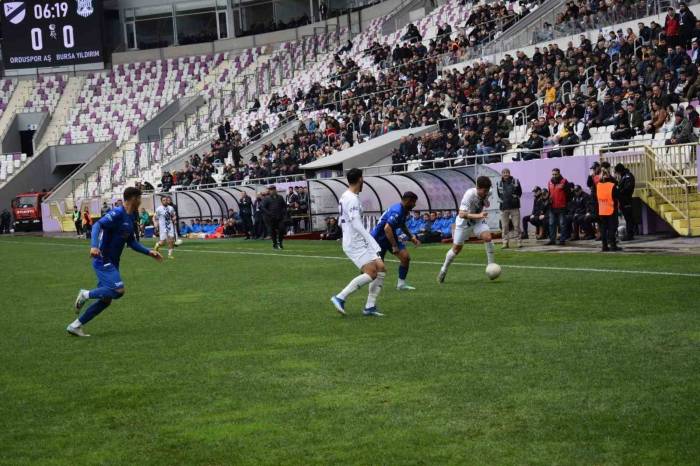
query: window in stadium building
[
  {"left": 234, "top": 0, "right": 274, "bottom": 37},
  {"left": 176, "top": 0, "right": 228, "bottom": 45},
  {"left": 131, "top": 5, "right": 175, "bottom": 50}
]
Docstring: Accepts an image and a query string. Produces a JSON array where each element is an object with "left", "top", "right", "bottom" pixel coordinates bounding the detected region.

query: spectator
[
  {"left": 596, "top": 168, "right": 621, "bottom": 252},
  {"left": 515, "top": 131, "right": 544, "bottom": 161},
  {"left": 138, "top": 208, "right": 151, "bottom": 237},
  {"left": 82, "top": 208, "right": 93, "bottom": 239},
  {"left": 161, "top": 171, "right": 174, "bottom": 192},
  {"left": 72, "top": 206, "right": 82, "bottom": 237},
  {"left": 0, "top": 208, "right": 11, "bottom": 234},
  {"left": 261, "top": 186, "right": 287, "bottom": 249},
  {"left": 253, "top": 192, "right": 266, "bottom": 239},
  {"left": 100, "top": 202, "right": 110, "bottom": 218},
  {"left": 320, "top": 217, "right": 342, "bottom": 240},
  {"left": 666, "top": 110, "right": 698, "bottom": 145},
  {"left": 497, "top": 168, "right": 522, "bottom": 248},
  {"left": 569, "top": 185, "right": 595, "bottom": 240},
  {"left": 614, "top": 163, "right": 636, "bottom": 241},
  {"left": 547, "top": 168, "right": 571, "bottom": 246},
  {"left": 679, "top": 2, "right": 697, "bottom": 47},
  {"left": 239, "top": 192, "right": 254, "bottom": 239}
]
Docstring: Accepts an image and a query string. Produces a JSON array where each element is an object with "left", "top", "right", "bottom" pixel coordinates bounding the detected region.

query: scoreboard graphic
[{"left": 1, "top": 0, "right": 104, "bottom": 69}]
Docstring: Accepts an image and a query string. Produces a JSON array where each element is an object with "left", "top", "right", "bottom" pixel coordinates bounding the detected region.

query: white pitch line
[{"left": 2, "top": 238, "right": 699, "bottom": 278}]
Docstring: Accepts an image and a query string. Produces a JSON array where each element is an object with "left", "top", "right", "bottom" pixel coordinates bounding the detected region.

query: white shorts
[
  {"left": 453, "top": 220, "right": 490, "bottom": 245},
  {"left": 159, "top": 225, "right": 175, "bottom": 241},
  {"left": 344, "top": 245, "right": 381, "bottom": 270}
]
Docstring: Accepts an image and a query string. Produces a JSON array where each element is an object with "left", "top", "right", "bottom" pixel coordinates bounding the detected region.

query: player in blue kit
[
  {"left": 371, "top": 192, "right": 421, "bottom": 290},
  {"left": 67, "top": 187, "right": 163, "bottom": 337}
]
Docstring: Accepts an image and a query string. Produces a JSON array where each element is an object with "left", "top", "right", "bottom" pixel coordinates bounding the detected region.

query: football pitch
[{"left": 1, "top": 236, "right": 699, "bottom": 465}]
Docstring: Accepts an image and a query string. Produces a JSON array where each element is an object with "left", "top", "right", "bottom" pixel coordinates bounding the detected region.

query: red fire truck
[{"left": 11, "top": 191, "right": 49, "bottom": 231}]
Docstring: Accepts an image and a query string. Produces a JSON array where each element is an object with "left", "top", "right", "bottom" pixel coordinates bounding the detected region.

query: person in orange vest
[{"left": 596, "top": 169, "right": 621, "bottom": 252}]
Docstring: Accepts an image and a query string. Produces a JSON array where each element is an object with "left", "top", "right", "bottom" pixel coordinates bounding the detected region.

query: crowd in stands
[{"left": 156, "top": 1, "right": 700, "bottom": 188}]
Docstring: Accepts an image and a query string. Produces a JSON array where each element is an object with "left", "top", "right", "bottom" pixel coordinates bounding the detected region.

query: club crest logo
[
  {"left": 3, "top": 2, "right": 26, "bottom": 25},
  {"left": 76, "top": 0, "right": 93, "bottom": 18}
]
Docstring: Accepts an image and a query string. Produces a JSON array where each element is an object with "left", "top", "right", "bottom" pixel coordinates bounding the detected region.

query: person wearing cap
[
  {"left": 569, "top": 185, "right": 595, "bottom": 241},
  {"left": 261, "top": 186, "right": 288, "bottom": 249},
  {"left": 614, "top": 163, "right": 636, "bottom": 241},
  {"left": 522, "top": 188, "right": 549, "bottom": 240},
  {"left": 666, "top": 110, "right": 698, "bottom": 145},
  {"left": 497, "top": 168, "right": 522, "bottom": 248}
]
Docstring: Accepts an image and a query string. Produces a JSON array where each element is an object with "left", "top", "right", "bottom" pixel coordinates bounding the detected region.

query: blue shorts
[
  {"left": 377, "top": 238, "right": 405, "bottom": 259},
  {"left": 93, "top": 259, "right": 124, "bottom": 289}
]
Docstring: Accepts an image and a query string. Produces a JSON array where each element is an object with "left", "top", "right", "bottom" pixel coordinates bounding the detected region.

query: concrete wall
[
  {"left": 0, "top": 147, "right": 63, "bottom": 211},
  {"left": 138, "top": 94, "right": 204, "bottom": 142},
  {"left": 49, "top": 142, "right": 110, "bottom": 167},
  {"left": 1, "top": 112, "right": 47, "bottom": 154},
  {"left": 44, "top": 142, "right": 116, "bottom": 203},
  {"left": 302, "top": 125, "right": 436, "bottom": 175}
]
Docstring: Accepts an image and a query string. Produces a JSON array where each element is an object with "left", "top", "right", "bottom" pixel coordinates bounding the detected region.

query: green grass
[{"left": 1, "top": 236, "right": 699, "bottom": 465}]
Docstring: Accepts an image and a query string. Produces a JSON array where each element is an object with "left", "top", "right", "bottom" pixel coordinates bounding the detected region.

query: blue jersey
[
  {"left": 90, "top": 206, "right": 149, "bottom": 267},
  {"left": 371, "top": 203, "right": 409, "bottom": 243}
]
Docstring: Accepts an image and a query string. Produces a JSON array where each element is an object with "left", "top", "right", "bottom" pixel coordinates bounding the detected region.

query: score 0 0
[{"left": 31, "top": 25, "right": 75, "bottom": 51}]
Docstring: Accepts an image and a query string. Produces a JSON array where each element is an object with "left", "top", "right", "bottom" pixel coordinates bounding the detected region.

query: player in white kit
[
  {"left": 437, "top": 176, "right": 496, "bottom": 283},
  {"left": 330, "top": 168, "right": 386, "bottom": 317},
  {"left": 154, "top": 196, "right": 177, "bottom": 259}
]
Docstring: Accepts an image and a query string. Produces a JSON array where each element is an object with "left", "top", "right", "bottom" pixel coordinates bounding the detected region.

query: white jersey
[
  {"left": 338, "top": 190, "right": 380, "bottom": 268},
  {"left": 455, "top": 188, "right": 489, "bottom": 228},
  {"left": 155, "top": 205, "right": 176, "bottom": 236}
]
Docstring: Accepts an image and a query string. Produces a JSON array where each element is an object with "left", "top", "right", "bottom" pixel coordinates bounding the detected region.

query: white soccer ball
[
  {"left": 485, "top": 263, "right": 501, "bottom": 280},
  {"left": 175, "top": 239, "right": 183, "bottom": 246}
]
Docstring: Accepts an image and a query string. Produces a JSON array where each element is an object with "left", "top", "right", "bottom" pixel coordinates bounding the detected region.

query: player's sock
[
  {"left": 441, "top": 248, "right": 457, "bottom": 271},
  {"left": 366, "top": 272, "right": 385, "bottom": 308},
  {"left": 69, "top": 318, "right": 82, "bottom": 328},
  {"left": 397, "top": 265, "right": 409, "bottom": 287},
  {"left": 168, "top": 248, "right": 173, "bottom": 257},
  {"left": 337, "top": 273, "right": 373, "bottom": 300},
  {"left": 485, "top": 241, "right": 495, "bottom": 264},
  {"left": 88, "top": 287, "right": 121, "bottom": 300},
  {"left": 78, "top": 299, "right": 111, "bottom": 325}
]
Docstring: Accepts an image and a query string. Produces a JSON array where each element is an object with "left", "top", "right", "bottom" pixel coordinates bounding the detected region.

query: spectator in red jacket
[
  {"left": 547, "top": 168, "right": 571, "bottom": 246},
  {"left": 665, "top": 7, "right": 681, "bottom": 47}
]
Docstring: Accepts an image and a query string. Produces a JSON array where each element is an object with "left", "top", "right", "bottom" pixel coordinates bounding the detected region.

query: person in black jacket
[
  {"left": 515, "top": 131, "right": 543, "bottom": 161},
  {"left": 569, "top": 186, "right": 595, "bottom": 240},
  {"left": 522, "top": 187, "right": 549, "bottom": 240},
  {"left": 238, "top": 192, "right": 254, "bottom": 239},
  {"left": 261, "top": 186, "right": 288, "bottom": 249},
  {"left": 614, "top": 163, "right": 636, "bottom": 240},
  {"left": 497, "top": 168, "right": 523, "bottom": 248},
  {"left": 320, "top": 217, "right": 342, "bottom": 240}
]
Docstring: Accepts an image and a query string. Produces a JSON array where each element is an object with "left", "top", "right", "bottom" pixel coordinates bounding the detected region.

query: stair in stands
[
  {"left": 35, "top": 75, "right": 85, "bottom": 154},
  {"left": 640, "top": 181, "right": 700, "bottom": 237}
]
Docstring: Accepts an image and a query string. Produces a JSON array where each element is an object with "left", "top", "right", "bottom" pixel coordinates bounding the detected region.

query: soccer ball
[
  {"left": 175, "top": 239, "right": 183, "bottom": 246},
  {"left": 485, "top": 263, "right": 501, "bottom": 280}
]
